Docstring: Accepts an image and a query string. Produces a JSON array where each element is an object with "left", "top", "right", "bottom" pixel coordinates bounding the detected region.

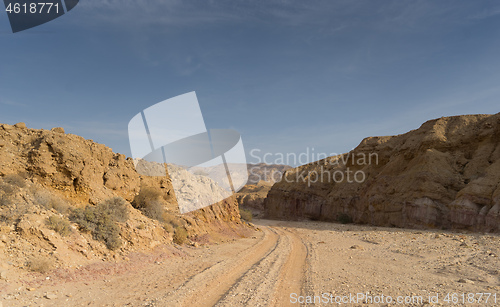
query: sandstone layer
[{"left": 265, "top": 113, "right": 500, "bottom": 232}]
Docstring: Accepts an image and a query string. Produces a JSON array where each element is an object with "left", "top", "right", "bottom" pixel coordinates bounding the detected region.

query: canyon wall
[{"left": 264, "top": 113, "right": 500, "bottom": 232}]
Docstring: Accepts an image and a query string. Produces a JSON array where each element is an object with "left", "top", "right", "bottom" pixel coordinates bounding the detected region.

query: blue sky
[{"left": 1, "top": 0, "right": 500, "bottom": 166}]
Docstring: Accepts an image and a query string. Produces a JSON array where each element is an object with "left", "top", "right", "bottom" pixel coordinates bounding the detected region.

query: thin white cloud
[
  {"left": 0, "top": 98, "right": 26, "bottom": 107},
  {"left": 469, "top": 8, "right": 500, "bottom": 20},
  {"left": 74, "top": 0, "right": 359, "bottom": 29},
  {"left": 64, "top": 121, "right": 128, "bottom": 138}
]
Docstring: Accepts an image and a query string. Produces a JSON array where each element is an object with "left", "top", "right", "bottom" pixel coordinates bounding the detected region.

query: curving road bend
[{"left": 159, "top": 220, "right": 308, "bottom": 307}]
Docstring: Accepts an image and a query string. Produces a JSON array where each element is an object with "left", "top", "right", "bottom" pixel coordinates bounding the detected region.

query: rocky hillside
[
  {"left": 264, "top": 113, "right": 500, "bottom": 232},
  {"left": 0, "top": 123, "right": 250, "bottom": 278}
]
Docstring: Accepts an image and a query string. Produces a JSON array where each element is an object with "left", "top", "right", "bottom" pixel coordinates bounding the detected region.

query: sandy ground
[{"left": 1, "top": 220, "right": 500, "bottom": 306}]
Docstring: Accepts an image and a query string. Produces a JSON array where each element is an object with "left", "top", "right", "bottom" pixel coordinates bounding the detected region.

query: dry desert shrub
[
  {"left": 1, "top": 181, "right": 73, "bottom": 225},
  {"left": 163, "top": 223, "right": 174, "bottom": 234},
  {"left": 0, "top": 181, "right": 29, "bottom": 224},
  {"left": 140, "top": 199, "right": 165, "bottom": 221},
  {"left": 46, "top": 215, "right": 72, "bottom": 236},
  {"left": 162, "top": 211, "right": 184, "bottom": 234},
  {"left": 70, "top": 197, "right": 129, "bottom": 250},
  {"left": 101, "top": 197, "right": 129, "bottom": 222},
  {"left": 337, "top": 213, "right": 353, "bottom": 224},
  {"left": 2, "top": 174, "right": 26, "bottom": 188},
  {"left": 133, "top": 187, "right": 166, "bottom": 208},
  {"left": 239, "top": 208, "right": 253, "bottom": 222},
  {"left": 0, "top": 193, "right": 13, "bottom": 207},
  {"left": 163, "top": 211, "right": 183, "bottom": 227},
  {"left": 0, "top": 174, "right": 26, "bottom": 205},
  {"left": 0, "top": 203, "right": 29, "bottom": 224},
  {"left": 133, "top": 187, "right": 182, "bottom": 226},
  {"left": 173, "top": 226, "right": 188, "bottom": 245},
  {"left": 28, "top": 256, "right": 54, "bottom": 273},
  {"left": 0, "top": 182, "right": 18, "bottom": 196},
  {"left": 31, "top": 188, "right": 70, "bottom": 214}
]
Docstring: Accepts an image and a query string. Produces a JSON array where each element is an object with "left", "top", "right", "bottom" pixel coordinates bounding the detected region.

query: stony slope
[
  {"left": 0, "top": 123, "right": 249, "bottom": 279},
  {"left": 264, "top": 113, "right": 500, "bottom": 232}
]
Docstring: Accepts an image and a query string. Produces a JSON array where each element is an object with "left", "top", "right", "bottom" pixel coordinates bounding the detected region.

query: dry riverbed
[{"left": 2, "top": 220, "right": 499, "bottom": 306}]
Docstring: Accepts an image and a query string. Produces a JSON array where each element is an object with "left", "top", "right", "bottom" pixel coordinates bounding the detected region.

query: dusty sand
[{"left": 2, "top": 220, "right": 499, "bottom": 306}]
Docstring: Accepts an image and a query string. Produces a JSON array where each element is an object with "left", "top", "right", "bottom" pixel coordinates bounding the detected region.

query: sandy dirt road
[
  {"left": 3, "top": 220, "right": 500, "bottom": 306},
  {"left": 158, "top": 222, "right": 307, "bottom": 307}
]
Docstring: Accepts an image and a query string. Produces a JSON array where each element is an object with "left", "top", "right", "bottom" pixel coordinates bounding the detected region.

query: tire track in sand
[
  {"left": 159, "top": 226, "right": 279, "bottom": 306},
  {"left": 214, "top": 226, "right": 307, "bottom": 307}
]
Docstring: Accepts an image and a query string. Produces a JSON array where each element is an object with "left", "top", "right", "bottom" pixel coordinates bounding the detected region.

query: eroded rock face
[
  {"left": 265, "top": 113, "right": 500, "bottom": 232},
  {"left": 0, "top": 123, "right": 245, "bottom": 234},
  {"left": 0, "top": 123, "right": 141, "bottom": 204}
]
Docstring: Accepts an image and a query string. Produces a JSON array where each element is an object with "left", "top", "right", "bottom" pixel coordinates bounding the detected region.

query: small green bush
[
  {"left": 173, "top": 227, "right": 188, "bottom": 245},
  {"left": 337, "top": 213, "right": 353, "bottom": 224},
  {"left": 70, "top": 197, "right": 129, "bottom": 250},
  {"left": 46, "top": 215, "right": 72, "bottom": 236},
  {"left": 239, "top": 208, "right": 253, "bottom": 222}
]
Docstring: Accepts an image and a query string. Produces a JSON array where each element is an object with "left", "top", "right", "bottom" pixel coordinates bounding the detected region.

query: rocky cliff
[{"left": 264, "top": 113, "right": 500, "bottom": 232}]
